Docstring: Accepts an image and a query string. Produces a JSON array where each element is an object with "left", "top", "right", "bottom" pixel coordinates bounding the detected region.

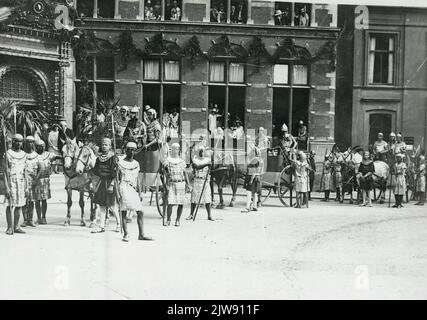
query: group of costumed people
[{"left": 319, "top": 132, "right": 426, "bottom": 208}]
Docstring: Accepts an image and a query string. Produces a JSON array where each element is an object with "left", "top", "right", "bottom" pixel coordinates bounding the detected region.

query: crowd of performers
[{"left": 2, "top": 105, "right": 426, "bottom": 240}]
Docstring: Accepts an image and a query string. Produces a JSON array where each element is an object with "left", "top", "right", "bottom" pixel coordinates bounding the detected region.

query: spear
[
  {"left": 193, "top": 164, "right": 211, "bottom": 222},
  {"left": 111, "top": 114, "right": 123, "bottom": 235},
  {"left": 1, "top": 117, "right": 13, "bottom": 234}
]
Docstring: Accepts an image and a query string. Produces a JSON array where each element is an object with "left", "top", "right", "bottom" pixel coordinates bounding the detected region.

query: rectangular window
[
  {"left": 145, "top": 0, "right": 162, "bottom": 20},
  {"left": 368, "top": 34, "right": 395, "bottom": 85},
  {"left": 273, "top": 64, "right": 289, "bottom": 84},
  {"left": 96, "top": 56, "right": 115, "bottom": 80},
  {"left": 166, "top": 0, "right": 182, "bottom": 21},
  {"left": 293, "top": 65, "right": 308, "bottom": 85},
  {"left": 229, "top": 63, "right": 244, "bottom": 83},
  {"left": 77, "top": 0, "right": 94, "bottom": 18},
  {"left": 97, "top": 0, "right": 115, "bottom": 18},
  {"left": 144, "top": 60, "right": 160, "bottom": 81},
  {"left": 274, "top": 2, "right": 292, "bottom": 26},
  {"left": 210, "top": 62, "right": 225, "bottom": 82},
  {"left": 230, "top": 0, "right": 248, "bottom": 24},
  {"left": 294, "top": 3, "right": 311, "bottom": 27},
  {"left": 96, "top": 83, "right": 115, "bottom": 101},
  {"left": 210, "top": 0, "right": 227, "bottom": 23},
  {"left": 164, "top": 61, "right": 180, "bottom": 81}
]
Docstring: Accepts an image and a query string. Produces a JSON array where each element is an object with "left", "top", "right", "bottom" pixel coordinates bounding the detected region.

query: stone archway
[{"left": 0, "top": 65, "right": 49, "bottom": 109}]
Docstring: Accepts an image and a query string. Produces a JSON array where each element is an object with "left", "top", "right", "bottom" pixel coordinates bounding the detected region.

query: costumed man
[
  {"left": 114, "top": 106, "right": 129, "bottom": 147},
  {"left": 162, "top": 112, "right": 171, "bottom": 141},
  {"left": 91, "top": 138, "right": 121, "bottom": 234},
  {"left": 143, "top": 105, "right": 151, "bottom": 126},
  {"left": 293, "top": 151, "right": 310, "bottom": 208},
  {"left": 357, "top": 151, "right": 375, "bottom": 207},
  {"left": 392, "top": 153, "right": 407, "bottom": 208},
  {"left": 48, "top": 124, "right": 60, "bottom": 173},
  {"left": 308, "top": 150, "right": 316, "bottom": 200},
  {"left": 297, "top": 120, "right": 308, "bottom": 151},
  {"left": 415, "top": 155, "right": 425, "bottom": 206},
  {"left": 395, "top": 133, "right": 407, "bottom": 157},
  {"left": 145, "top": 108, "right": 162, "bottom": 151},
  {"left": 389, "top": 132, "right": 397, "bottom": 155},
  {"left": 22, "top": 136, "right": 38, "bottom": 228},
  {"left": 241, "top": 147, "right": 264, "bottom": 213},
  {"left": 320, "top": 154, "right": 334, "bottom": 202},
  {"left": 34, "top": 140, "right": 60, "bottom": 225},
  {"left": 187, "top": 145, "right": 214, "bottom": 220},
  {"left": 164, "top": 143, "right": 190, "bottom": 226},
  {"left": 4, "top": 134, "right": 27, "bottom": 235},
  {"left": 117, "top": 141, "right": 153, "bottom": 242},
  {"left": 123, "top": 106, "right": 146, "bottom": 148},
  {"left": 373, "top": 132, "right": 389, "bottom": 162},
  {"left": 333, "top": 151, "right": 344, "bottom": 202},
  {"left": 280, "top": 123, "right": 297, "bottom": 159},
  {"left": 169, "top": 108, "right": 180, "bottom": 139}
]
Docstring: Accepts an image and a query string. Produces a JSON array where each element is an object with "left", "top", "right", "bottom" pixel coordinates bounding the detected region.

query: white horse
[{"left": 62, "top": 141, "right": 98, "bottom": 226}]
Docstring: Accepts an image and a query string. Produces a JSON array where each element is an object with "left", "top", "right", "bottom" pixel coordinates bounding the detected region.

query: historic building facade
[
  {"left": 0, "top": 0, "right": 75, "bottom": 126},
  {"left": 0, "top": 0, "right": 339, "bottom": 155},
  {"left": 337, "top": 5, "right": 427, "bottom": 151}
]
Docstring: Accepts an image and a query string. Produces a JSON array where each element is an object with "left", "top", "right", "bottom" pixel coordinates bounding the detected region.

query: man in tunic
[
  {"left": 392, "top": 154, "right": 407, "bottom": 208},
  {"left": 280, "top": 123, "right": 297, "bottom": 159},
  {"left": 48, "top": 124, "right": 60, "bottom": 173},
  {"left": 187, "top": 146, "right": 214, "bottom": 220},
  {"left": 308, "top": 150, "right": 316, "bottom": 201},
  {"left": 22, "top": 136, "right": 38, "bottom": 228},
  {"left": 164, "top": 143, "right": 190, "bottom": 226},
  {"left": 117, "top": 141, "right": 153, "bottom": 242},
  {"left": 91, "top": 138, "right": 121, "bottom": 233},
  {"left": 34, "top": 140, "right": 60, "bottom": 225},
  {"left": 321, "top": 154, "right": 334, "bottom": 202},
  {"left": 169, "top": 108, "right": 180, "bottom": 139},
  {"left": 4, "top": 134, "right": 27, "bottom": 235},
  {"left": 114, "top": 106, "right": 129, "bottom": 141},
  {"left": 293, "top": 151, "right": 310, "bottom": 208},
  {"left": 297, "top": 120, "right": 308, "bottom": 151},
  {"left": 123, "top": 106, "right": 146, "bottom": 148},
  {"left": 395, "top": 133, "right": 407, "bottom": 158},
  {"left": 389, "top": 132, "right": 397, "bottom": 155},
  {"left": 145, "top": 108, "right": 162, "bottom": 151},
  {"left": 415, "top": 155, "right": 425, "bottom": 206},
  {"left": 373, "top": 132, "right": 389, "bottom": 162}
]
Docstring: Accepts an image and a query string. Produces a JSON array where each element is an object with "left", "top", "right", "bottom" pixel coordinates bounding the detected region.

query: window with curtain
[
  {"left": 368, "top": 34, "right": 396, "bottom": 85},
  {"left": 210, "top": 62, "right": 225, "bottom": 82},
  {"left": 273, "top": 64, "right": 289, "bottom": 84},
  {"left": 164, "top": 60, "right": 180, "bottom": 81},
  {"left": 229, "top": 63, "right": 245, "bottom": 83},
  {"left": 144, "top": 60, "right": 160, "bottom": 81},
  {"left": 293, "top": 65, "right": 308, "bottom": 85}
]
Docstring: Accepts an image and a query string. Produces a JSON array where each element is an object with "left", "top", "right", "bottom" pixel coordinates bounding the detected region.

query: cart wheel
[
  {"left": 155, "top": 176, "right": 165, "bottom": 218},
  {"left": 278, "top": 168, "right": 294, "bottom": 207}
]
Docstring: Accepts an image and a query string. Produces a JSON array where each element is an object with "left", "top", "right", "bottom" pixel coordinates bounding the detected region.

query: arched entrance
[{"left": 0, "top": 65, "right": 49, "bottom": 110}]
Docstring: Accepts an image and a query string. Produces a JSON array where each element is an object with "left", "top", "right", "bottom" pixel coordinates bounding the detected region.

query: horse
[{"left": 62, "top": 141, "right": 98, "bottom": 226}]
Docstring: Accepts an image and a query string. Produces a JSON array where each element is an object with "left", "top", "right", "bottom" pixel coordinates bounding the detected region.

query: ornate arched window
[{"left": 0, "top": 69, "right": 43, "bottom": 108}]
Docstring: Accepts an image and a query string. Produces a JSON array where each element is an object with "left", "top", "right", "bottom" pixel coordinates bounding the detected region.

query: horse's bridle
[{"left": 63, "top": 145, "right": 92, "bottom": 179}]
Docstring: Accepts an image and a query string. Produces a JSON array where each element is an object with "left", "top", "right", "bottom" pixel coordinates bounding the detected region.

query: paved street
[{"left": 0, "top": 175, "right": 427, "bottom": 300}]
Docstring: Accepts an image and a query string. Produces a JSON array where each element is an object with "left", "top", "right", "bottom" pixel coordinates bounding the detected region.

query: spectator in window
[
  {"left": 170, "top": 0, "right": 181, "bottom": 21},
  {"left": 210, "top": 5, "right": 219, "bottom": 22},
  {"left": 274, "top": 4, "right": 284, "bottom": 25},
  {"left": 295, "top": 7, "right": 310, "bottom": 26},
  {"left": 230, "top": 5, "right": 237, "bottom": 23},
  {"left": 153, "top": 1, "right": 162, "bottom": 20},
  {"left": 282, "top": 6, "right": 291, "bottom": 25},
  {"left": 235, "top": 2, "right": 247, "bottom": 24},
  {"left": 145, "top": 0, "right": 155, "bottom": 20},
  {"left": 217, "top": 3, "right": 227, "bottom": 23}
]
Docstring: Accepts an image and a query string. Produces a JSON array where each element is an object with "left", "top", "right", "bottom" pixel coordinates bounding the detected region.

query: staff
[
  {"left": 111, "top": 114, "right": 123, "bottom": 235},
  {"left": 1, "top": 118, "right": 13, "bottom": 234},
  {"left": 193, "top": 165, "right": 211, "bottom": 222}
]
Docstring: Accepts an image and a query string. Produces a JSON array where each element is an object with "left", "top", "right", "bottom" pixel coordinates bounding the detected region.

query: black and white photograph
[{"left": 0, "top": 0, "right": 426, "bottom": 302}]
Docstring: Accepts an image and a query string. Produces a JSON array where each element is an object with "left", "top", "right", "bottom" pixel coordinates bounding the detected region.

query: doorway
[{"left": 369, "top": 113, "right": 392, "bottom": 146}]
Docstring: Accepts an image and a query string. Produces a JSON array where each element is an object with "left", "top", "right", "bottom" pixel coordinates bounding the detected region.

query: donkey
[{"left": 62, "top": 141, "right": 98, "bottom": 226}]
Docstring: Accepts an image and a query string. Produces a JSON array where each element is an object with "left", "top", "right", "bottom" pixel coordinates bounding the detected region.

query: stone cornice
[{"left": 79, "top": 19, "right": 340, "bottom": 40}]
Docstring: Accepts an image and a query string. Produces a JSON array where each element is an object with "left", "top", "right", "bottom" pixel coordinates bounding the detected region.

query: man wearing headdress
[
  {"left": 169, "top": 108, "right": 180, "bottom": 139},
  {"left": 123, "top": 106, "right": 146, "bottom": 148},
  {"left": 389, "top": 132, "right": 397, "bottom": 155},
  {"left": 145, "top": 108, "right": 162, "bottom": 151},
  {"left": 4, "top": 134, "right": 27, "bottom": 235},
  {"left": 297, "top": 120, "right": 308, "bottom": 151},
  {"left": 395, "top": 133, "right": 407, "bottom": 157},
  {"left": 117, "top": 141, "right": 153, "bottom": 242},
  {"left": 373, "top": 132, "right": 389, "bottom": 162},
  {"left": 22, "top": 136, "right": 38, "bottom": 228},
  {"left": 115, "top": 106, "right": 129, "bottom": 139},
  {"left": 33, "top": 140, "right": 60, "bottom": 225},
  {"left": 280, "top": 123, "right": 297, "bottom": 158},
  {"left": 91, "top": 138, "right": 121, "bottom": 233}
]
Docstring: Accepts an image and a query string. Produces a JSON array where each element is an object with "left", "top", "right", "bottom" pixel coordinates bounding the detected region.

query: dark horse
[{"left": 340, "top": 160, "right": 357, "bottom": 204}]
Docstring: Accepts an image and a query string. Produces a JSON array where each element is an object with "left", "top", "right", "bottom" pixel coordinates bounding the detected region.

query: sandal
[
  {"left": 241, "top": 208, "right": 251, "bottom": 213},
  {"left": 91, "top": 227, "right": 105, "bottom": 234}
]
